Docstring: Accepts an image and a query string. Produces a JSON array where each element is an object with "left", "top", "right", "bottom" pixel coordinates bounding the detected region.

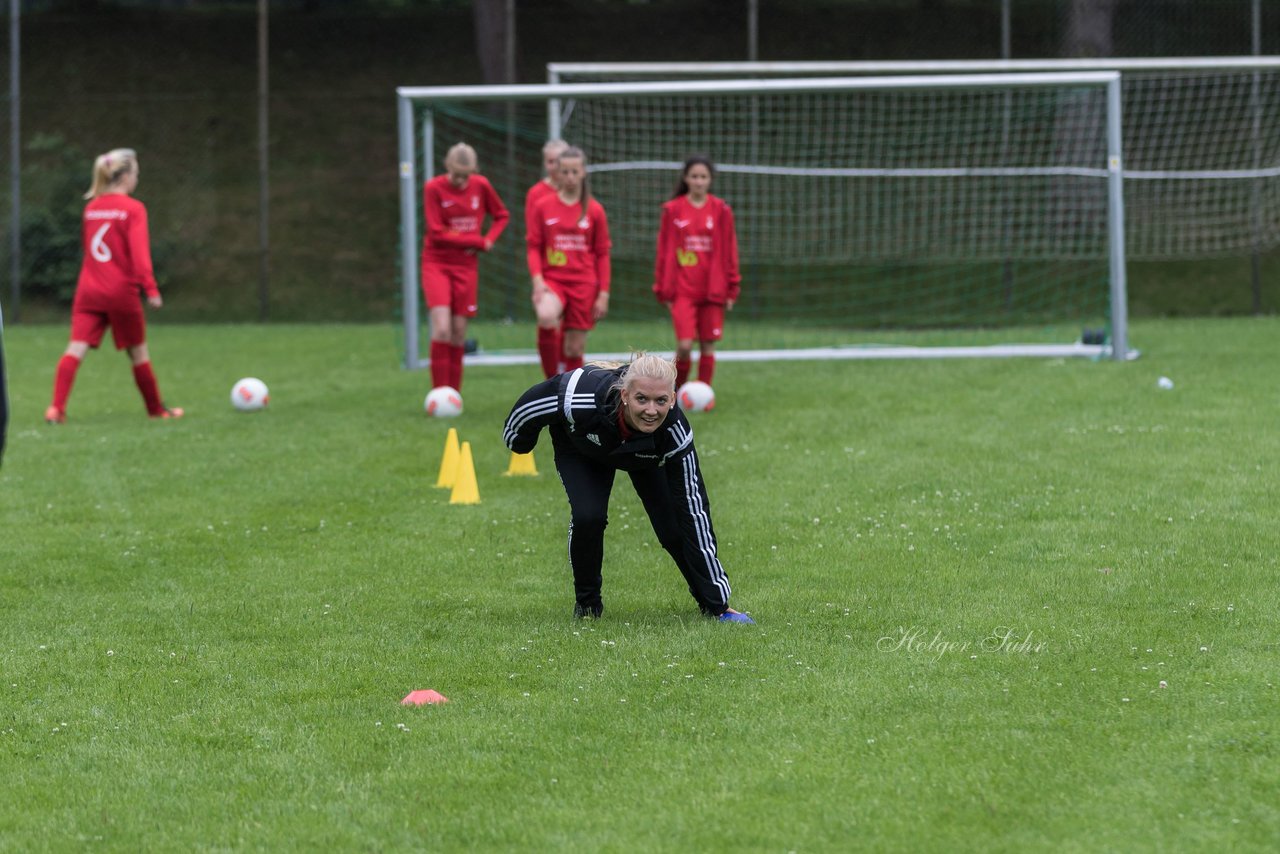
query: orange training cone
[
  {"left": 436, "top": 427, "right": 460, "bottom": 489},
  {"left": 402, "top": 689, "right": 449, "bottom": 705},
  {"left": 449, "top": 441, "right": 481, "bottom": 505},
  {"left": 504, "top": 450, "right": 538, "bottom": 476}
]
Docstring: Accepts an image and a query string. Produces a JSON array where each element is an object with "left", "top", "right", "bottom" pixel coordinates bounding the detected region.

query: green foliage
[
  {"left": 17, "top": 135, "right": 86, "bottom": 303},
  {"left": 1, "top": 318, "right": 1279, "bottom": 848},
  {"left": 16, "top": 134, "right": 179, "bottom": 307}
]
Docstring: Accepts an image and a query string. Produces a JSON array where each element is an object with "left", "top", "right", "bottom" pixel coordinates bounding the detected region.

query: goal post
[{"left": 397, "top": 71, "right": 1130, "bottom": 369}]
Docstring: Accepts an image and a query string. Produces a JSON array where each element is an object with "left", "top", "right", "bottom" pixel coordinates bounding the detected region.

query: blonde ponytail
[{"left": 84, "top": 148, "right": 138, "bottom": 200}]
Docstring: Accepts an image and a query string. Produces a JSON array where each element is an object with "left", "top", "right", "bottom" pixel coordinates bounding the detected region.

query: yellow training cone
[
  {"left": 436, "top": 427, "right": 460, "bottom": 489},
  {"left": 449, "top": 441, "right": 481, "bottom": 505},
  {"left": 504, "top": 450, "right": 538, "bottom": 476}
]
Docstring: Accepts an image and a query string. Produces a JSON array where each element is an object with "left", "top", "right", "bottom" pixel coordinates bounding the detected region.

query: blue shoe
[{"left": 717, "top": 609, "right": 755, "bottom": 624}]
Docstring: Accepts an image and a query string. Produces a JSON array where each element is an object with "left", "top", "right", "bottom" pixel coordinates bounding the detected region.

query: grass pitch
[{"left": 1, "top": 318, "right": 1278, "bottom": 851}]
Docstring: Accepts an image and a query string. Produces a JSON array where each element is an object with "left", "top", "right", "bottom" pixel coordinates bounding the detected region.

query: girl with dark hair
[{"left": 653, "top": 155, "right": 741, "bottom": 391}]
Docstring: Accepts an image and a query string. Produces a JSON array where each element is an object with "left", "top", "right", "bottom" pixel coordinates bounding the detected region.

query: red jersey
[
  {"left": 74, "top": 193, "right": 158, "bottom": 310},
  {"left": 653, "top": 194, "right": 740, "bottom": 304},
  {"left": 421, "top": 173, "right": 509, "bottom": 268},
  {"left": 525, "top": 180, "right": 557, "bottom": 241},
  {"left": 526, "top": 194, "right": 611, "bottom": 292}
]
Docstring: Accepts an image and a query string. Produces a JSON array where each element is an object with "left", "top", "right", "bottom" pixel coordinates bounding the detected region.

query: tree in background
[{"left": 473, "top": 0, "right": 515, "bottom": 84}]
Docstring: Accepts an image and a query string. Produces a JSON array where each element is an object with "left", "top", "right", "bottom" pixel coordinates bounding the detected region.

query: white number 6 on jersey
[{"left": 91, "top": 222, "right": 113, "bottom": 262}]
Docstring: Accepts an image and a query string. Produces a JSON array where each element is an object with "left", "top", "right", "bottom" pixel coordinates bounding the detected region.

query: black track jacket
[{"left": 503, "top": 364, "right": 697, "bottom": 470}]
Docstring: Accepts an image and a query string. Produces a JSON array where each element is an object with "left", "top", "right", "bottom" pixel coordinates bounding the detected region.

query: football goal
[{"left": 396, "top": 71, "right": 1130, "bottom": 369}]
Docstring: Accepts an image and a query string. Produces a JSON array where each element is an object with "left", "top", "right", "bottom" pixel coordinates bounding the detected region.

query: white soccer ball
[
  {"left": 230, "top": 377, "right": 269, "bottom": 412},
  {"left": 424, "top": 386, "right": 463, "bottom": 417},
  {"left": 677, "top": 381, "right": 716, "bottom": 413}
]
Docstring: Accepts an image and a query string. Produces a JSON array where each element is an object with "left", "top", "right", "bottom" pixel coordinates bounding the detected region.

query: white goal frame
[{"left": 397, "top": 72, "right": 1130, "bottom": 369}]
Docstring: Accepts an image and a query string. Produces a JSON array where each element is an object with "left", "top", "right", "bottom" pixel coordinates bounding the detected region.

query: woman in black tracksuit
[{"left": 503, "top": 353, "right": 752, "bottom": 623}]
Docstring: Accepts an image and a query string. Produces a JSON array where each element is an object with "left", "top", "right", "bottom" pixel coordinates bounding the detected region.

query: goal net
[
  {"left": 397, "top": 72, "right": 1129, "bottom": 369},
  {"left": 552, "top": 59, "right": 1280, "bottom": 263}
]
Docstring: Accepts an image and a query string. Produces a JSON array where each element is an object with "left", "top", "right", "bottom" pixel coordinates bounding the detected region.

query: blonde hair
[
  {"left": 444, "top": 142, "right": 477, "bottom": 171},
  {"left": 542, "top": 138, "right": 569, "bottom": 158},
  {"left": 601, "top": 352, "right": 677, "bottom": 397},
  {"left": 84, "top": 148, "right": 138, "bottom": 200}
]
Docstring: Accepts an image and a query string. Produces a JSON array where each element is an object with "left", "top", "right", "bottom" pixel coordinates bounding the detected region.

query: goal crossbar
[{"left": 548, "top": 57, "right": 1280, "bottom": 78}]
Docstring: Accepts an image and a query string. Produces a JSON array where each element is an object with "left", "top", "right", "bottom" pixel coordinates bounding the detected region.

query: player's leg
[
  {"left": 48, "top": 311, "right": 102, "bottom": 423},
  {"left": 449, "top": 313, "right": 469, "bottom": 391},
  {"left": 627, "top": 465, "right": 730, "bottom": 615},
  {"left": 424, "top": 264, "right": 455, "bottom": 389},
  {"left": 448, "top": 267, "right": 477, "bottom": 390},
  {"left": 426, "top": 306, "right": 454, "bottom": 388},
  {"left": 560, "top": 285, "right": 596, "bottom": 372},
  {"left": 552, "top": 429, "right": 616, "bottom": 617},
  {"left": 696, "top": 303, "right": 725, "bottom": 387},
  {"left": 670, "top": 297, "right": 697, "bottom": 388},
  {"left": 119, "top": 312, "right": 181, "bottom": 419},
  {"left": 533, "top": 285, "right": 566, "bottom": 379},
  {"left": 561, "top": 329, "right": 587, "bottom": 372}
]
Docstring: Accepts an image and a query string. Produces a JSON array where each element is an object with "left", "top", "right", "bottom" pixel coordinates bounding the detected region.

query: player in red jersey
[
  {"left": 524, "top": 139, "right": 569, "bottom": 377},
  {"left": 45, "top": 149, "right": 182, "bottom": 423},
  {"left": 527, "top": 146, "right": 611, "bottom": 376},
  {"left": 421, "top": 142, "right": 510, "bottom": 392},
  {"left": 652, "top": 155, "right": 741, "bottom": 390}
]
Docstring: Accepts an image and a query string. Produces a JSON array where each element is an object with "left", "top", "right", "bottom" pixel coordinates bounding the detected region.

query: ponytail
[{"left": 84, "top": 148, "right": 138, "bottom": 200}]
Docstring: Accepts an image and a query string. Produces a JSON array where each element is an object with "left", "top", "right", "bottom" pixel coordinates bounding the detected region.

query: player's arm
[
  {"left": 593, "top": 207, "right": 612, "bottom": 294},
  {"left": 722, "top": 203, "right": 742, "bottom": 305},
  {"left": 526, "top": 207, "right": 547, "bottom": 293},
  {"left": 129, "top": 206, "right": 161, "bottom": 302},
  {"left": 481, "top": 182, "right": 510, "bottom": 249},
  {"left": 653, "top": 206, "right": 674, "bottom": 302},
  {"left": 503, "top": 377, "right": 563, "bottom": 453},
  {"left": 592, "top": 207, "right": 611, "bottom": 320},
  {"left": 523, "top": 188, "right": 542, "bottom": 245}
]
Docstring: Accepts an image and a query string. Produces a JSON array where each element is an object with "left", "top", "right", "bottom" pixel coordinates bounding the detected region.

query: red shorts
[
  {"left": 423, "top": 262, "right": 479, "bottom": 317},
  {"left": 669, "top": 297, "right": 725, "bottom": 342},
  {"left": 70, "top": 305, "right": 147, "bottom": 350},
  {"left": 544, "top": 278, "right": 599, "bottom": 331}
]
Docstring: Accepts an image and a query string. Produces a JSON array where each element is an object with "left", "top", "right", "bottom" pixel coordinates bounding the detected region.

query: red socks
[
  {"left": 449, "top": 344, "right": 465, "bottom": 391},
  {"left": 563, "top": 355, "right": 584, "bottom": 372},
  {"left": 132, "top": 360, "right": 165, "bottom": 416},
  {"left": 430, "top": 342, "right": 467, "bottom": 390},
  {"left": 537, "top": 327, "right": 561, "bottom": 378},
  {"left": 52, "top": 354, "right": 82, "bottom": 412},
  {"left": 675, "top": 356, "right": 692, "bottom": 389},
  {"left": 697, "top": 353, "right": 716, "bottom": 386},
  {"left": 674, "top": 354, "right": 716, "bottom": 386},
  {"left": 430, "top": 341, "right": 451, "bottom": 388}
]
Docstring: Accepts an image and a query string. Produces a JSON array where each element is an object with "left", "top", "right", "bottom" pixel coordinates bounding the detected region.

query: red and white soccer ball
[
  {"left": 230, "top": 377, "right": 269, "bottom": 412},
  {"left": 424, "top": 386, "right": 463, "bottom": 418},
  {"left": 677, "top": 381, "right": 715, "bottom": 413}
]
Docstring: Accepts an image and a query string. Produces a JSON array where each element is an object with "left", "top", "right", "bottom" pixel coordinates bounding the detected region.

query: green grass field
[{"left": 2, "top": 318, "right": 1278, "bottom": 851}]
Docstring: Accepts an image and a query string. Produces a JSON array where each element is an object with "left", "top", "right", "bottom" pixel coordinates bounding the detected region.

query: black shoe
[{"left": 573, "top": 602, "right": 603, "bottom": 619}]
